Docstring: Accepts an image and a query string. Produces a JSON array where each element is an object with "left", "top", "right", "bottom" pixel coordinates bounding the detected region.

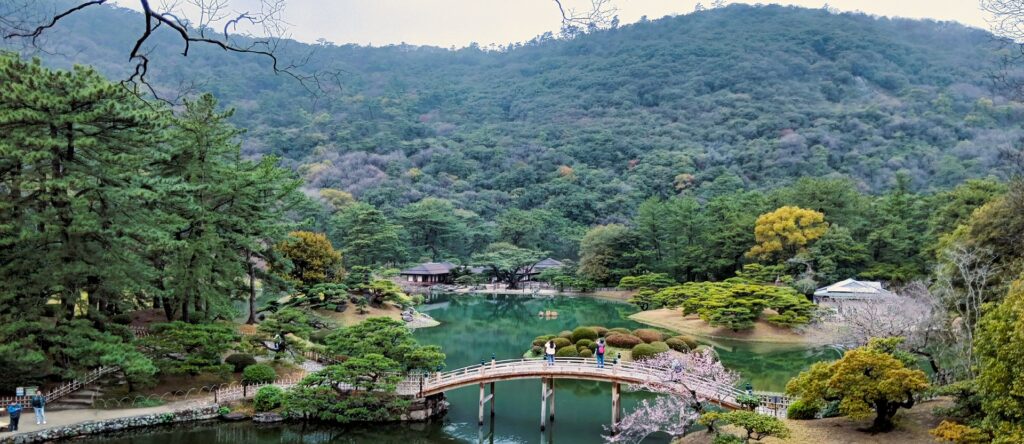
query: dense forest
[{"left": 4, "top": 1, "right": 1022, "bottom": 275}]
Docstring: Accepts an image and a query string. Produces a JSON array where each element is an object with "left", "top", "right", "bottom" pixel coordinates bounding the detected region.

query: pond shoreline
[{"left": 629, "top": 309, "right": 838, "bottom": 346}]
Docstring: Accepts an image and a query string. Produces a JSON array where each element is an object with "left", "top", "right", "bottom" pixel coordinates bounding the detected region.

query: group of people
[
  {"left": 543, "top": 337, "right": 608, "bottom": 367},
  {"left": 4, "top": 394, "right": 46, "bottom": 432}
]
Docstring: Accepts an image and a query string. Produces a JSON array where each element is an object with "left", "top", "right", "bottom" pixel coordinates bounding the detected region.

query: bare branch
[{"left": 553, "top": 0, "right": 618, "bottom": 37}]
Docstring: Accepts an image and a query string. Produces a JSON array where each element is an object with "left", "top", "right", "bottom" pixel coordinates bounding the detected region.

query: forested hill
[{"left": 14, "top": 3, "right": 1024, "bottom": 224}]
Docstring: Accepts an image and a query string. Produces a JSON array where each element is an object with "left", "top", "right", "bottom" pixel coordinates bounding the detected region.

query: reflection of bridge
[{"left": 407, "top": 357, "right": 793, "bottom": 432}]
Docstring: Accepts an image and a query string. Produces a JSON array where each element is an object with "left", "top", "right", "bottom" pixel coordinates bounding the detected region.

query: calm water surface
[{"left": 83, "top": 293, "right": 839, "bottom": 444}]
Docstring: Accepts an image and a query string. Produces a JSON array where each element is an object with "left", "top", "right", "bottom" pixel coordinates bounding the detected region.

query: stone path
[{"left": 1, "top": 400, "right": 203, "bottom": 438}]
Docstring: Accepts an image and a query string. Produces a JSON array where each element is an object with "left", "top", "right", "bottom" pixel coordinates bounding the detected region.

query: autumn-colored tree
[
  {"left": 786, "top": 338, "right": 929, "bottom": 432},
  {"left": 275, "top": 231, "right": 343, "bottom": 286},
  {"left": 319, "top": 188, "right": 355, "bottom": 212},
  {"left": 746, "top": 206, "right": 828, "bottom": 262}
]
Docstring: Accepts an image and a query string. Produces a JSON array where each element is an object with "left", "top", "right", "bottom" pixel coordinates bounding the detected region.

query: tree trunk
[
  {"left": 870, "top": 401, "right": 897, "bottom": 432},
  {"left": 181, "top": 296, "right": 190, "bottom": 323},
  {"left": 246, "top": 251, "right": 257, "bottom": 324}
]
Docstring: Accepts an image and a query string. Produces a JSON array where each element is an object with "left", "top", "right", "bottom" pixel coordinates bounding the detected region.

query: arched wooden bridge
[{"left": 403, "top": 357, "right": 793, "bottom": 432}]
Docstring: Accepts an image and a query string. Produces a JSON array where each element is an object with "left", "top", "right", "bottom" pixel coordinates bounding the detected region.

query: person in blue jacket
[{"left": 6, "top": 402, "right": 22, "bottom": 432}]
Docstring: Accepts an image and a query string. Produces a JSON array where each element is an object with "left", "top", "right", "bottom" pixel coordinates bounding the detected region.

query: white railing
[{"left": 0, "top": 366, "right": 120, "bottom": 412}]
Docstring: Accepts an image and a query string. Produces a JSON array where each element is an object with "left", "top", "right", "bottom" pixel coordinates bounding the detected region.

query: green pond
[{"left": 83, "top": 293, "right": 839, "bottom": 444}]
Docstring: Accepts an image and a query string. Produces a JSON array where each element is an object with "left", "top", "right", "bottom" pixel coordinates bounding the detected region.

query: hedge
[
  {"left": 532, "top": 335, "right": 554, "bottom": 347},
  {"left": 631, "top": 343, "right": 668, "bottom": 361},
  {"left": 786, "top": 400, "right": 819, "bottom": 420},
  {"left": 633, "top": 329, "right": 666, "bottom": 343},
  {"left": 648, "top": 341, "right": 670, "bottom": 353},
  {"left": 607, "top": 327, "right": 632, "bottom": 335},
  {"left": 605, "top": 333, "right": 643, "bottom": 348},
  {"left": 575, "top": 339, "right": 595, "bottom": 351},
  {"left": 665, "top": 337, "right": 692, "bottom": 353},
  {"left": 254, "top": 386, "right": 284, "bottom": 412},
  {"left": 590, "top": 326, "right": 609, "bottom": 337},
  {"left": 555, "top": 346, "right": 579, "bottom": 357},
  {"left": 570, "top": 327, "right": 598, "bottom": 343},
  {"left": 242, "top": 364, "right": 277, "bottom": 384},
  {"left": 552, "top": 337, "right": 572, "bottom": 349},
  {"left": 579, "top": 348, "right": 593, "bottom": 358},
  {"left": 557, "top": 330, "right": 573, "bottom": 340}
]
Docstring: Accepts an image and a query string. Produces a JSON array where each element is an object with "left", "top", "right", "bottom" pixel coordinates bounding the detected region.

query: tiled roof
[
  {"left": 813, "top": 278, "right": 895, "bottom": 299},
  {"left": 400, "top": 262, "right": 455, "bottom": 275}
]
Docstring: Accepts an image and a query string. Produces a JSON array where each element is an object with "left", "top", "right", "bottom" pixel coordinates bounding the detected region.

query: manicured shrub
[
  {"left": 631, "top": 343, "right": 666, "bottom": 361},
  {"left": 608, "top": 327, "right": 631, "bottom": 335},
  {"left": 575, "top": 339, "right": 595, "bottom": 351},
  {"left": 531, "top": 346, "right": 543, "bottom": 356},
  {"left": 786, "top": 400, "right": 819, "bottom": 420},
  {"left": 551, "top": 337, "right": 572, "bottom": 349},
  {"left": 605, "top": 333, "right": 642, "bottom": 348},
  {"left": 555, "top": 346, "right": 579, "bottom": 357},
  {"left": 665, "top": 337, "right": 692, "bottom": 353},
  {"left": 712, "top": 434, "right": 745, "bottom": 444},
  {"left": 648, "top": 341, "right": 670, "bottom": 353},
  {"left": 633, "top": 328, "right": 665, "bottom": 343},
  {"left": 532, "top": 335, "right": 554, "bottom": 347},
  {"left": 590, "top": 326, "right": 609, "bottom": 337},
  {"left": 242, "top": 364, "right": 277, "bottom": 384},
  {"left": 672, "top": 335, "right": 699, "bottom": 350},
  {"left": 224, "top": 354, "right": 257, "bottom": 373},
  {"left": 579, "top": 348, "right": 593, "bottom": 358},
  {"left": 557, "top": 330, "right": 573, "bottom": 340},
  {"left": 570, "top": 327, "right": 598, "bottom": 343},
  {"left": 736, "top": 393, "right": 761, "bottom": 410},
  {"left": 254, "top": 386, "right": 284, "bottom": 412}
]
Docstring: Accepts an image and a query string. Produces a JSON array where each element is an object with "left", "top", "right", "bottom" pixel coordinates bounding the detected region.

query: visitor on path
[
  {"left": 596, "top": 338, "right": 606, "bottom": 368},
  {"left": 6, "top": 402, "right": 22, "bottom": 432},
  {"left": 544, "top": 340, "right": 557, "bottom": 366},
  {"left": 30, "top": 394, "right": 45, "bottom": 425}
]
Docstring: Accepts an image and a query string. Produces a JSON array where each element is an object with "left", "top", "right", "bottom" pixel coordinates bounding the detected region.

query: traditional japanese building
[{"left": 399, "top": 262, "right": 457, "bottom": 284}]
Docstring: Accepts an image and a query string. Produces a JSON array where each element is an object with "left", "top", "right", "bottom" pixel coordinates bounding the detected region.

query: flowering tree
[{"left": 605, "top": 350, "right": 740, "bottom": 442}]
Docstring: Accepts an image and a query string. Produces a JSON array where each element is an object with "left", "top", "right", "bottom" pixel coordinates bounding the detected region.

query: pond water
[{"left": 83, "top": 293, "right": 839, "bottom": 444}]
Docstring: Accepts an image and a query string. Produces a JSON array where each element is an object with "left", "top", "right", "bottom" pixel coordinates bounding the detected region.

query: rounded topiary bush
[
  {"left": 531, "top": 345, "right": 543, "bottom": 356},
  {"left": 532, "top": 335, "right": 554, "bottom": 347},
  {"left": 786, "top": 400, "right": 820, "bottom": 420},
  {"left": 224, "top": 354, "right": 257, "bottom": 373},
  {"left": 579, "top": 348, "right": 593, "bottom": 358},
  {"left": 633, "top": 329, "right": 665, "bottom": 343},
  {"left": 555, "top": 346, "right": 579, "bottom": 357},
  {"left": 665, "top": 337, "right": 692, "bottom": 353},
  {"left": 575, "top": 339, "right": 595, "bottom": 351},
  {"left": 557, "top": 330, "right": 573, "bottom": 340},
  {"left": 570, "top": 327, "right": 598, "bottom": 343},
  {"left": 608, "top": 327, "right": 632, "bottom": 335},
  {"left": 253, "top": 386, "right": 284, "bottom": 412},
  {"left": 551, "top": 337, "right": 572, "bottom": 349},
  {"left": 631, "top": 343, "right": 667, "bottom": 361},
  {"left": 649, "top": 341, "right": 670, "bottom": 353},
  {"left": 591, "top": 326, "right": 609, "bottom": 337},
  {"left": 672, "top": 335, "right": 699, "bottom": 350},
  {"left": 242, "top": 363, "right": 277, "bottom": 384},
  {"left": 605, "top": 333, "right": 643, "bottom": 348}
]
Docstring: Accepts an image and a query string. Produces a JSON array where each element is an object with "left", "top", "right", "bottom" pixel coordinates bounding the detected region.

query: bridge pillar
[
  {"left": 610, "top": 382, "right": 621, "bottom": 435},
  {"left": 490, "top": 382, "right": 495, "bottom": 417},
  {"left": 549, "top": 379, "right": 555, "bottom": 422},
  {"left": 540, "top": 378, "right": 548, "bottom": 431},
  {"left": 479, "top": 383, "right": 486, "bottom": 425}
]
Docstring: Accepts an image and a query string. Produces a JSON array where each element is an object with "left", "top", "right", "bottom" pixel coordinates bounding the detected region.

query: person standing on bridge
[
  {"left": 544, "top": 339, "right": 557, "bottom": 366},
  {"left": 595, "top": 338, "right": 606, "bottom": 368}
]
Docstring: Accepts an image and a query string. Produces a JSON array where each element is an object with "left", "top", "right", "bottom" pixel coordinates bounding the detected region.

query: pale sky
[{"left": 115, "top": 0, "right": 992, "bottom": 48}]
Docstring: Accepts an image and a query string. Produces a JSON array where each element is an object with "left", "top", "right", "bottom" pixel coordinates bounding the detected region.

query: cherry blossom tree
[{"left": 605, "top": 350, "right": 740, "bottom": 442}]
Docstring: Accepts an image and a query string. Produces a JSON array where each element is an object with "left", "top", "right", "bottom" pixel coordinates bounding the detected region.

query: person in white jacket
[{"left": 544, "top": 340, "right": 557, "bottom": 366}]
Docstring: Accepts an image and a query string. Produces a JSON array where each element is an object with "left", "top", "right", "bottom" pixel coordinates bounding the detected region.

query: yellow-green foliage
[
  {"left": 786, "top": 342, "right": 928, "bottom": 431},
  {"left": 746, "top": 206, "right": 828, "bottom": 262},
  {"left": 975, "top": 281, "right": 1024, "bottom": 443},
  {"left": 653, "top": 281, "right": 815, "bottom": 330},
  {"left": 699, "top": 411, "right": 791, "bottom": 441},
  {"left": 930, "top": 421, "right": 989, "bottom": 444}
]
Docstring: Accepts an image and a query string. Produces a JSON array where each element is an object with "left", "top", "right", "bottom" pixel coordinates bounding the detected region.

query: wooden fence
[{"left": 0, "top": 366, "right": 119, "bottom": 413}]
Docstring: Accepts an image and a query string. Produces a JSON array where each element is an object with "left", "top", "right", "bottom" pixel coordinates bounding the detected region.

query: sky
[{"left": 115, "top": 0, "right": 993, "bottom": 48}]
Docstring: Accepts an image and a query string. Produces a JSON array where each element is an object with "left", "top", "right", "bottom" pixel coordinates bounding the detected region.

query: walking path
[{"left": 2, "top": 400, "right": 201, "bottom": 438}]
